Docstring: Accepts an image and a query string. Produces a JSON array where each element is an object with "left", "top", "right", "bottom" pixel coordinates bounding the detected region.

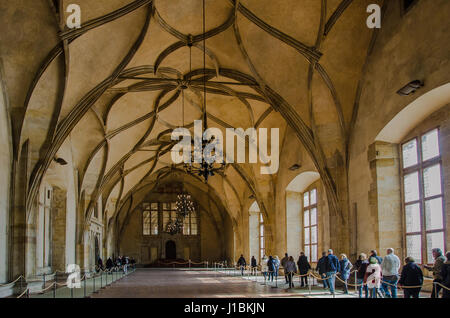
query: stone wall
[{"left": 349, "top": 0, "right": 450, "bottom": 258}]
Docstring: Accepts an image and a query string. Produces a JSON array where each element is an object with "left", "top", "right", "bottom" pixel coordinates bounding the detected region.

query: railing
[{"left": 1, "top": 266, "right": 136, "bottom": 299}]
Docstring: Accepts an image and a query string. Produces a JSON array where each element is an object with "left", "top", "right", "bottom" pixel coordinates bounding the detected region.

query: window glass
[
  {"left": 151, "top": 203, "right": 158, "bottom": 210},
  {"left": 311, "top": 208, "right": 317, "bottom": 226},
  {"left": 310, "top": 189, "right": 317, "bottom": 205},
  {"left": 304, "top": 210, "right": 310, "bottom": 227},
  {"left": 304, "top": 227, "right": 310, "bottom": 245},
  {"left": 303, "top": 192, "right": 309, "bottom": 207},
  {"left": 405, "top": 203, "right": 421, "bottom": 233},
  {"left": 426, "top": 232, "right": 445, "bottom": 264},
  {"left": 260, "top": 224, "right": 264, "bottom": 237},
  {"left": 402, "top": 139, "right": 418, "bottom": 168},
  {"left": 311, "top": 245, "right": 318, "bottom": 262},
  {"left": 143, "top": 211, "right": 151, "bottom": 235},
  {"left": 311, "top": 226, "right": 317, "bottom": 244},
  {"left": 404, "top": 172, "right": 420, "bottom": 202},
  {"left": 305, "top": 245, "right": 310, "bottom": 262},
  {"left": 423, "top": 164, "right": 442, "bottom": 198},
  {"left": 425, "top": 198, "right": 444, "bottom": 231},
  {"left": 406, "top": 235, "right": 422, "bottom": 264},
  {"left": 421, "top": 129, "right": 440, "bottom": 161},
  {"left": 151, "top": 210, "right": 158, "bottom": 235}
]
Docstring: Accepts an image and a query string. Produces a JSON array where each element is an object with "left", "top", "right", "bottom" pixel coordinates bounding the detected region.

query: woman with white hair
[{"left": 339, "top": 254, "right": 353, "bottom": 294}]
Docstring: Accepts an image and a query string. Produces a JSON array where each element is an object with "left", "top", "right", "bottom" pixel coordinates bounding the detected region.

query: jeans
[
  {"left": 431, "top": 279, "right": 443, "bottom": 298},
  {"left": 342, "top": 279, "right": 349, "bottom": 294},
  {"left": 369, "top": 288, "right": 379, "bottom": 298},
  {"left": 325, "top": 272, "right": 336, "bottom": 293},
  {"left": 357, "top": 278, "right": 368, "bottom": 298},
  {"left": 404, "top": 288, "right": 421, "bottom": 298},
  {"left": 251, "top": 267, "right": 257, "bottom": 275},
  {"left": 268, "top": 271, "right": 274, "bottom": 281},
  {"left": 240, "top": 266, "right": 245, "bottom": 275},
  {"left": 287, "top": 273, "right": 294, "bottom": 288},
  {"left": 320, "top": 274, "right": 329, "bottom": 288},
  {"left": 381, "top": 275, "right": 398, "bottom": 298}
]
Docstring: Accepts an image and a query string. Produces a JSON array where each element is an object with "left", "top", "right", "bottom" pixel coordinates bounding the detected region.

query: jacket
[
  {"left": 281, "top": 256, "right": 289, "bottom": 268},
  {"left": 297, "top": 255, "right": 311, "bottom": 274},
  {"left": 237, "top": 256, "right": 246, "bottom": 266},
  {"left": 381, "top": 253, "right": 400, "bottom": 276},
  {"left": 261, "top": 257, "right": 268, "bottom": 272},
  {"left": 429, "top": 255, "right": 446, "bottom": 280},
  {"left": 355, "top": 260, "right": 369, "bottom": 279},
  {"left": 267, "top": 258, "right": 275, "bottom": 271},
  {"left": 326, "top": 254, "right": 340, "bottom": 273},
  {"left": 285, "top": 260, "right": 297, "bottom": 273},
  {"left": 339, "top": 258, "right": 352, "bottom": 280},
  {"left": 251, "top": 257, "right": 257, "bottom": 267},
  {"left": 316, "top": 256, "right": 328, "bottom": 274},
  {"left": 364, "top": 263, "right": 382, "bottom": 289},
  {"left": 399, "top": 262, "right": 423, "bottom": 287},
  {"left": 273, "top": 258, "right": 280, "bottom": 270},
  {"left": 441, "top": 261, "right": 450, "bottom": 298}
]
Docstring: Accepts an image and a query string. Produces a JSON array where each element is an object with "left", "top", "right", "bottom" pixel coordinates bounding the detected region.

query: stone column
[
  {"left": 368, "top": 141, "right": 402, "bottom": 257},
  {"left": 51, "top": 187, "right": 66, "bottom": 271}
]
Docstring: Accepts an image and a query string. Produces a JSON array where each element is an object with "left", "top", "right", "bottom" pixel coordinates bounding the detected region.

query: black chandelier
[
  {"left": 181, "top": 0, "right": 226, "bottom": 183},
  {"left": 165, "top": 192, "right": 195, "bottom": 235}
]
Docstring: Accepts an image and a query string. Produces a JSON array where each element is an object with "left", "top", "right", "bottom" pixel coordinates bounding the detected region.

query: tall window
[
  {"left": 183, "top": 210, "right": 198, "bottom": 235},
  {"left": 143, "top": 203, "right": 158, "bottom": 235},
  {"left": 162, "top": 202, "right": 177, "bottom": 231},
  {"left": 259, "top": 212, "right": 265, "bottom": 260},
  {"left": 402, "top": 128, "right": 445, "bottom": 264},
  {"left": 303, "top": 188, "right": 318, "bottom": 262}
]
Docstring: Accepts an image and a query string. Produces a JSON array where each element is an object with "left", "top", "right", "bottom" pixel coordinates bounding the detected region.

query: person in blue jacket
[
  {"left": 339, "top": 254, "right": 353, "bottom": 294},
  {"left": 325, "top": 249, "right": 340, "bottom": 295}
]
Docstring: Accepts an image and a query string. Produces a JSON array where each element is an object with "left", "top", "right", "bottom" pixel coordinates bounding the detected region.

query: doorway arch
[{"left": 165, "top": 241, "right": 176, "bottom": 260}]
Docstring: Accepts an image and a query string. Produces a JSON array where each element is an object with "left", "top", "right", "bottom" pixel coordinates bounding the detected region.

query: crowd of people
[
  {"left": 97, "top": 255, "right": 136, "bottom": 273},
  {"left": 237, "top": 247, "right": 450, "bottom": 298}
]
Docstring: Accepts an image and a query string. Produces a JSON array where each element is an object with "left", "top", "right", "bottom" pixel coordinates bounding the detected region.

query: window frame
[
  {"left": 303, "top": 188, "right": 318, "bottom": 263},
  {"left": 400, "top": 127, "right": 446, "bottom": 265},
  {"left": 142, "top": 202, "right": 159, "bottom": 236}
]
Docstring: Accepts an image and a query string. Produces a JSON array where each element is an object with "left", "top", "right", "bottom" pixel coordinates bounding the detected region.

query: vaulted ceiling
[{"left": 0, "top": 0, "right": 382, "bottom": 228}]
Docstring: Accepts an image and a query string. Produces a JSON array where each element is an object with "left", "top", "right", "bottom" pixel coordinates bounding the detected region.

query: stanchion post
[
  {"left": 309, "top": 274, "right": 312, "bottom": 295},
  {"left": 53, "top": 282, "right": 56, "bottom": 298},
  {"left": 43, "top": 273, "right": 46, "bottom": 289},
  {"left": 84, "top": 275, "right": 87, "bottom": 298},
  {"left": 101, "top": 271, "right": 103, "bottom": 288},
  {"left": 93, "top": 273, "right": 96, "bottom": 293},
  {"left": 354, "top": 271, "right": 357, "bottom": 295}
]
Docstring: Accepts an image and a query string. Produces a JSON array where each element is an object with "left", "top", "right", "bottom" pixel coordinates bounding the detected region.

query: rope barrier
[
  {"left": 0, "top": 275, "right": 24, "bottom": 287},
  {"left": 16, "top": 288, "right": 29, "bottom": 299}
]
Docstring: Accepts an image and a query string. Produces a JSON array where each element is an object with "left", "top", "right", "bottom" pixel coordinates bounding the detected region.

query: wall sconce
[
  {"left": 396, "top": 80, "right": 424, "bottom": 96},
  {"left": 54, "top": 157, "right": 68, "bottom": 166}
]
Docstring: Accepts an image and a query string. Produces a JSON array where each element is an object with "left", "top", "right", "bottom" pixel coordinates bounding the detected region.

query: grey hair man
[
  {"left": 381, "top": 248, "right": 401, "bottom": 298},
  {"left": 424, "top": 248, "right": 447, "bottom": 298}
]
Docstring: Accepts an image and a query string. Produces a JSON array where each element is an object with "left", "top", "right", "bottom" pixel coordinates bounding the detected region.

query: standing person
[
  {"left": 364, "top": 257, "right": 383, "bottom": 298},
  {"left": 116, "top": 256, "right": 122, "bottom": 271},
  {"left": 281, "top": 253, "right": 289, "bottom": 284},
  {"left": 237, "top": 254, "right": 247, "bottom": 276},
  {"left": 273, "top": 256, "right": 281, "bottom": 282},
  {"left": 399, "top": 257, "right": 423, "bottom": 298},
  {"left": 267, "top": 256, "right": 275, "bottom": 282},
  {"left": 106, "top": 257, "right": 113, "bottom": 271},
  {"left": 325, "top": 249, "right": 340, "bottom": 296},
  {"left": 381, "top": 248, "right": 401, "bottom": 298},
  {"left": 261, "top": 255, "right": 268, "bottom": 281},
  {"left": 440, "top": 251, "right": 450, "bottom": 299},
  {"left": 97, "top": 257, "right": 104, "bottom": 271},
  {"left": 424, "top": 248, "right": 447, "bottom": 298},
  {"left": 285, "top": 256, "right": 297, "bottom": 289},
  {"left": 316, "top": 252, "right": 329, "bottom": 289},
  {"left": 339, "top": 254, "right": 352, "bottom": 294},
  {"left": 355, "top": 253, "right": 369, "bottom": 298},
  {"left": 297, "top": 252, "right": 311, "bottom": 287},
  {"left": 250, "top": 256, "right": 257, "bottom": 276},
  {"left": 369, "top": 250, "right": 383, "bottom": 264}
]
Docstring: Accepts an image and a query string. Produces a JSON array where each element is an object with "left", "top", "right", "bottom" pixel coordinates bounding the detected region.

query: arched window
[
  {"left": 401, "top": 128, "right": 446, "bottom": 264},
  {"left": 249, "top": 201, "right": 263, "bottom": 261}
]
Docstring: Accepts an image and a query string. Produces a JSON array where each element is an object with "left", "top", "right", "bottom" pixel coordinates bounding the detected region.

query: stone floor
[{"left": 90, "top": 268, "right": 428, "bottom": 298}]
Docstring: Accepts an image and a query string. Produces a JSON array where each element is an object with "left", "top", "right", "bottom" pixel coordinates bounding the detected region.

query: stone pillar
[
  {"left": 52, "top": 187, "right": 66, "bottom": 271},
  {"left": 368, "top": 141, "right": 402, "bottom": 257}
]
